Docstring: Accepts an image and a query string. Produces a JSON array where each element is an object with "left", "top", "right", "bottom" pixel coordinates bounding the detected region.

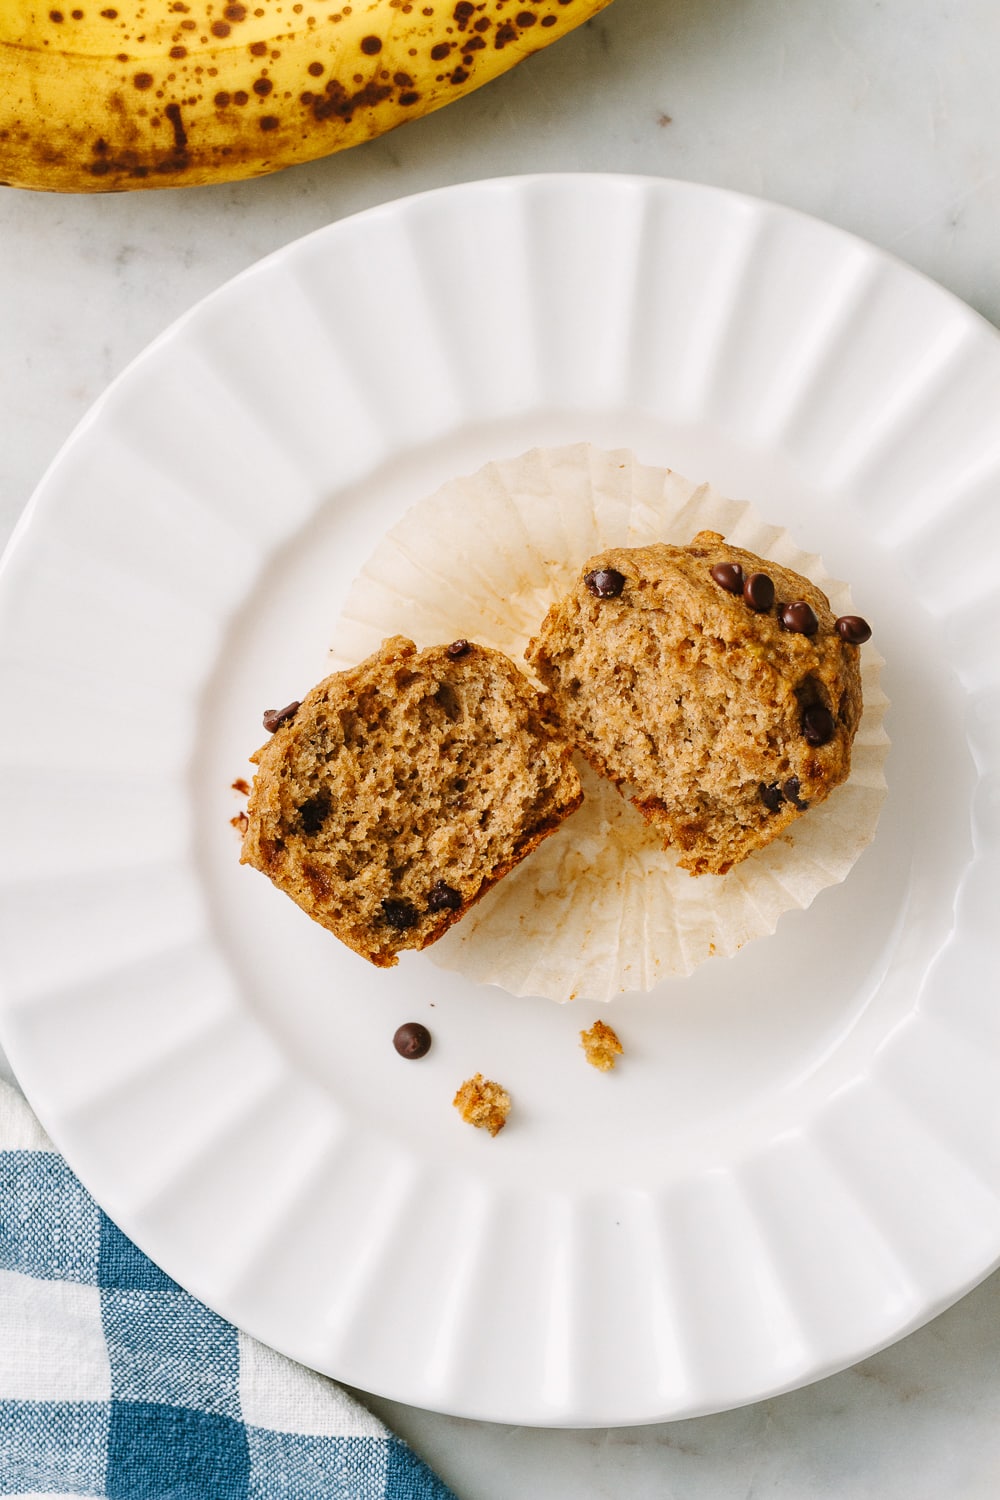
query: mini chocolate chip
[
  {"left": 381, "top": 897, "right": 418, "bottom": 931},
  {"left": 584, "top": 567, "right": 626, "bottom": 599},
  {"left": 759, "top": 781, "right": 784, "bottom": 812},
  {"left": 297, "top": 790, "right": 331, "bottom": 836},
  {"left": 743, "top": 572, "right": 775, "bottom": 612},
  {"left": 427, "top": 880, "right": 462, "bottom": 912},
  {"left": 801, "top": 703, "right": 835, "bottom": 746},
  {"left": 710, "top": 561, "right": 744, "bottom": 594},
  {"left": 783, "top": 776, "right": 808, "bottom": 810},
  {"left": 780, "top": 600, "right": 819, "bottom": 635},
  {"left": 446, "top": 639, "right": 471, "bottom": 658},
  {"left": 836, "top": 615, "right": 872, "bottom": 645},
  {"left": 262, "top": 700, "right": 300, "bottom": 732},
  {"left": 393, "top": 1021, "right": 432, "bottom": 1059}
]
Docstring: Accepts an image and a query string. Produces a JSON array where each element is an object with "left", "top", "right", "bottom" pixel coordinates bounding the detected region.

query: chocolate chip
[
  {"left": 262, "top": 700, "right": 300, "bottom": 732},
  {"left": 836, "top": 615, "right": 872, "bottom": 645},
  {"left": 427, "top": 880, "right": 462, "bottom": 912},
  {"left": 783, "top": 776, "right": 808, "bottom": 810},
  {"left": 584, "top": 568, "right": 626, "bottom": 599},
  {"left": 759, "top": 781, "right": 784, "bottom": 812},
  {"left": 297, "top": 789, "right": 331, "bottom": 836},
  {"left": 393, "top": 1021, "right": 432, "bottom": 1059},
  {"left": 743, "top": 572, "right": 775, "bottom": 612},
  {"left": 710, "top": 562, "right": 744, "bottom": 594},
  {"left": 446, "top": 639, "right": 471, "bottom": 658},
  {"left": 780, "top": 600, "right": 819, "bottom": 635},
  {"left": 801, "top": 703, "right": 835, "bottom": 746},
  {"left": 380, "top": 897, "right": 418, "bottom": 930}
]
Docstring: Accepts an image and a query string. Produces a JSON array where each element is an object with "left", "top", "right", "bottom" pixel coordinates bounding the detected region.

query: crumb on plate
[
  {"left": 580, "top": 1018, "right": 623, "bottom": 1072},
  {"left": 453, "top": 1073, "right": 510, "bottom": 1136}
]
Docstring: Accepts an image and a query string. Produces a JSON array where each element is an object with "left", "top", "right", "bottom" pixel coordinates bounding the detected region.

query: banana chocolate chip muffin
[
  {"left": 526, "top": 530, "right": 870, "bottom": 876},
  {"left": 241, "top": 636, "right": 582, "bottom": 966}
]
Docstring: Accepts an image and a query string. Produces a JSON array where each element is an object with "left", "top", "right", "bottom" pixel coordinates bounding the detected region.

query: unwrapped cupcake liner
[{"left": 329, "top": 444, "right": 890, "bottom": 1002}]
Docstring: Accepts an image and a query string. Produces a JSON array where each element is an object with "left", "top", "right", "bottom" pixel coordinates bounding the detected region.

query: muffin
[
  {"left": 240, "top": 635, "right": 582, "bottom": 967},
  {"left": 327, "top": 445, "right": 889, "bottom": 999},
  {"left": 526, "top": 531, "right": 867, "bottom": 876}
]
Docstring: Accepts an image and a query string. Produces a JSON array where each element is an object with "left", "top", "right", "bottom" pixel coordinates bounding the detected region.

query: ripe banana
[{"left": 0, "top": 0, "right": 613, "bottom": 191}]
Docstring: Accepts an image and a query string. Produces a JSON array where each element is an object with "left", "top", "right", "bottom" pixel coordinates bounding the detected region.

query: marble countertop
[{"left": 2, "top": 0, "right": 999, "bottom": 1494}]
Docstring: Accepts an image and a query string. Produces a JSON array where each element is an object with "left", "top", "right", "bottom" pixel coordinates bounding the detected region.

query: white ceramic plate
[{"left": 1, "top": 175, "right": 998, "bottom": 1428}]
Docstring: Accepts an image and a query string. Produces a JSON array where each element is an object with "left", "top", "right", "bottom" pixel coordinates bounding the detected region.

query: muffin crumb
[
  {"left": 453, "top": 1074, "right": 510, "bottom": 1136},
  {"left": 580, "top": 1019, "right": 623, "bottom": 1071}
]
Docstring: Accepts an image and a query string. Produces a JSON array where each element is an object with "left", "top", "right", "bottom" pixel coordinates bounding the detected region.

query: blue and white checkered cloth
[{"left": 0, "top": 1080, "right": 458, "bottom": 1500}]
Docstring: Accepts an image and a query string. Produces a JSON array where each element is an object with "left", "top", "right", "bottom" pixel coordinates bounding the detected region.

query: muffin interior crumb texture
[
  {"left": 240, "top": 636, "right": 582, "bottom": 967},
  {"left": 580, "top": 1019, "right": 623, "bottom": 1071},
  {"left": 453, "top": 1074, "right": 511, "bottom": 1136},
  {"left": 526, "top": 531, "right": 864, "bottom": 876}
]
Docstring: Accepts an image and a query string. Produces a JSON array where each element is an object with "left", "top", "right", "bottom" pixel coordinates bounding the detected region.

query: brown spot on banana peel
[
  {"left": 0, "top": 0, "right": 615, "bottom": 191},
  {"left": 163, "top": 99, "right": 187, "bottom": 150}
]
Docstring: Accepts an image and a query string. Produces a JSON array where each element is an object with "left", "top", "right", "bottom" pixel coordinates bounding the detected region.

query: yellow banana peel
[{"left": 0, "top": 0, "right": 614, "bottom": 191}]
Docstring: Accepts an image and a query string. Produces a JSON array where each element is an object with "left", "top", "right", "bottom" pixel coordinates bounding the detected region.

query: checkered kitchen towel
[{"left": 0, "top": 1081, "right": 457, "bottom": 1500}]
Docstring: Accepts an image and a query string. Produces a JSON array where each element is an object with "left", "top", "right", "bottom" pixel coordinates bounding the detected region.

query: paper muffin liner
[{"left": 329, "top": 444, "right": 889, "bottom": 1002}]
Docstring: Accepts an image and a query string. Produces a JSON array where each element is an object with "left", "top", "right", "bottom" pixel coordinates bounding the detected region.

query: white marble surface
[{"left": 2, "top": 0, "right": 999, "bottom": 1494}]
